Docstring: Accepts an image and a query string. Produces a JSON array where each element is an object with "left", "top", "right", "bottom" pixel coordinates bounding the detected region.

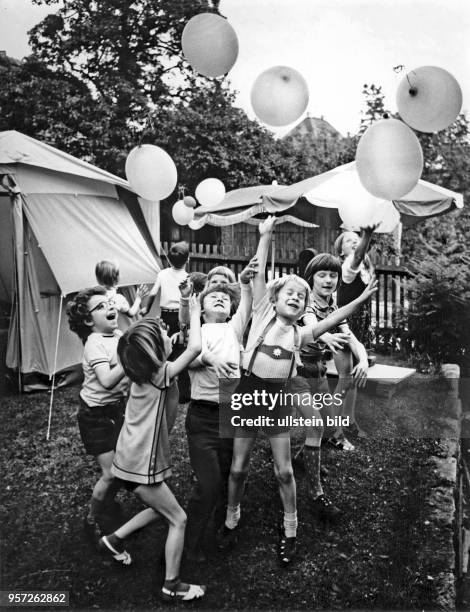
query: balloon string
[{"left": 137, "top": 112, "right": 156, "bottom": 148}]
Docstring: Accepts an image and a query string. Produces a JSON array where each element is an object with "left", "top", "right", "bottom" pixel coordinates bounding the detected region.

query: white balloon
[
  {"left": 125, "top": 145, "right": 177, "bottom": 200},
  {"left": 356, "top": 119, "right": 423, "bottom": 200},
  {"left": 195, "top": 178, "right": 226, "bottom": 207},
  {"left": 397, "top": 66, "right": 462, "bottom": 133},
  {"left": 183, "top": 195, "right": 197, "bottom": 208},
  {"left": 339, "top": 198, "right": 400, "bottom": 234},
  {"left": 172, "top": 200, "right": 194, "bottom": 225},
  {"left": 182, "top": 13, "right": 239, "bottom": 78},
  {"left": 251, "top": 66, "right": 309, "bottom": 127}
]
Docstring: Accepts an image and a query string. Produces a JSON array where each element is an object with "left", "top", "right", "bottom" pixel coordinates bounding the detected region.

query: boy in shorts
[{"left": 67, "top": 286, "right": 128, "bottom": 541}]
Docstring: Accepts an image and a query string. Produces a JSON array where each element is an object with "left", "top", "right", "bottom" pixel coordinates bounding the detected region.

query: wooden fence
[{"left": 160, "top": 241, "right": 411, "bottom": 343}]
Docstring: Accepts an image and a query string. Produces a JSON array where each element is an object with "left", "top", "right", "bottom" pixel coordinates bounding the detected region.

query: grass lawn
[{"left": 0, "top": 370, "right": 453, "bottom": 610}]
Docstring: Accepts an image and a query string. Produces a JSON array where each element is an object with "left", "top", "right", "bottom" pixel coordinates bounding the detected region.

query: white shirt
[{"left": 157, "top": 268, "right": 188, "bottom": 309}]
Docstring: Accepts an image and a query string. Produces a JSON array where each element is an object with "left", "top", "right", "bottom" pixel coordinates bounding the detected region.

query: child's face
[
  {"left": 274, "top": 280, "right": 307, "bottom": 322},
  {"left": 341, "top": 232, "right": 360, "bottom": 256},
  {"left": 202, "top": 291, "right": 231, "bottom": 322},
  {"left": 86, "top": 296, "right": 119, "bottom": 334},
  {"left": 208, "top": 273, "right": 230, "bottom": 286},
  {"left": 312, "top": 270, "right": 338, "bottom": 299}
]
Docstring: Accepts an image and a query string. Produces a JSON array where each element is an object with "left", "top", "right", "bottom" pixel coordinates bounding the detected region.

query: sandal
[
  {"left": 278, "top": 527, "right": 296, "bottom": 567},
  {"left": 161, "top": 583, "right": 206, "bottom": 602},
  {"left": 326, "top": 436, "right": 355, "bottom": 451},
  {"left": 98, "top": 535, "right": 132, "bottom": 565}
]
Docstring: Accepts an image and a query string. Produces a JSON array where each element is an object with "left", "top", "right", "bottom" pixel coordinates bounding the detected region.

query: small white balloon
[
  {"left": 172, "top": 200, "right": 194, "bottom": 225},
  {"left": 251, "top": 66, "right": 309, "bottom": 127},
  {"left": 396, "top": 66, "right": 462, "bottom": 133},
  {"left": 125, "top": 144, "right": 177, "bottom": 200},
  {"left": 195, "top": 178, "right": 226, "bottom": 207},
  {"left": 182, "top": 13, "right": 239, "bottom": 78},
  {"left": 356, "top": 118, "right": 423, "bottom": 200},
  {"left": 183, "top": 195, "right": 197, "bottom": 208}
]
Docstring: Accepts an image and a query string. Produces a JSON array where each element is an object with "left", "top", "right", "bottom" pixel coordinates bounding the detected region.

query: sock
[
  {"left": 303, "top": 445, "right": 324, "bottom": 500},
  {"left": 283, "top": 511, "right": 298, "bottom": 538},
  {"left": 225, "top": 504, "right": 241, "bottom": 529},
  {"left": 87, "top": 496, "right": 105, "bottom": 523}
]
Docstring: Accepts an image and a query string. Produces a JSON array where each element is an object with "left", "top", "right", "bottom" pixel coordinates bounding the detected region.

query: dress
[
  {"left": 337, "top": 254, "right": 374, "bottom": 348},
  {"left": 112, "top": 364, "right": 178, "bottom": 485}
]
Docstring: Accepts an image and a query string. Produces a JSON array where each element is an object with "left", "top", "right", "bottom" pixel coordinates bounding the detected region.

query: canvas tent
[
  {"left": 0, "top": 130, "right": 161, "bottom": 391},
  {"left": 188, "top": 161, "right": 463, "bottom": 229}
]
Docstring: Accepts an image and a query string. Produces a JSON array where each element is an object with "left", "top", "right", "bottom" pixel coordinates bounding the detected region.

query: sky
[{"left": 1, "top": 0, "right": 469, "bottom": 136}]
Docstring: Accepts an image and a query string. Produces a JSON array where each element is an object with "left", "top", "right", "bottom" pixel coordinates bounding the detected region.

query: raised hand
[
  {"left": 136, "top": 284, "right": 150, "bottom": 299},
  {"left": 258, "top": 215, "right": 277, "bottom": 236},
  {"left": 179, "top": 277, "right": 193, "bottom": 298},
  {"left": 240, "top": 256, "right": 259, "bottom": 284}
]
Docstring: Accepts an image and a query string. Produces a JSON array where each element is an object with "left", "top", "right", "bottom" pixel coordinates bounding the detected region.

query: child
[
  {"left": 66, "top": 286, "right": 128, "bottom": 540},
  {"left": 220, "top": 216, "right": 376, "bottom": 566},
  {"left": 184, "top": 258, "right": 257, "bottom": 563},
  {"left": 95, "top": 260, "right": 148, "bottom": 318},
  {"left": 291, "top": 253, "right": 369, "bottom": 521},
  {"left": 99, "top": 298, "right": 205, "bottom": 603},
  {"left": 206, "top": 266, "right": 237, "bottom": 286},
  {"left": 141, "top": 242, "right": 189, "bottom": 335}
]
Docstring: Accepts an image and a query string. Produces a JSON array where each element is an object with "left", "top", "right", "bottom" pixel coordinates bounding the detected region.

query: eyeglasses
[{"left": 88, "top": 298, "right": 116, "bottom": 314}]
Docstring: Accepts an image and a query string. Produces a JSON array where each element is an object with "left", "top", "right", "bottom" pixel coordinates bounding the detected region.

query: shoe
[
  {"left": 217, "top": 524, "right": 239, "bottom": 551},
  {"left": 310, "top": 494, "right": 341, "bottom": 522},
  {"left": 83, "top": 516, "right": 102, "bottom": 546},
  {"left": 278, "top": 527, "right": 296, "bottom": 567},
  {"left": 98, "top": 535, "right": 132, "bottom": 565},
  {"left": 326, "top": 436, "right": 355, "bottom": 451},
  {"left": 161, "top": 583, "right": 206, "bottom": 602}
]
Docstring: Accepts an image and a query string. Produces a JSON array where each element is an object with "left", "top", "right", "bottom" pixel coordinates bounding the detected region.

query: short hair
[
  {"left": 66, "top": 286, "right": 107, "bottom": 344},
  {"left": 304, "top": 254, "right": 342, "bottom": 287},
  {"left": 189, "top": 271, "right": 208, "bottom": 295},
  {"left": 117, "top": 319, "right": 167, "bottom": 384},
  {"left": 298, "top": 248, "right": 317, "bottom": 279},
  {"left": 267, "top": 275, "right": 310, "bottom": 310},
  {"left": 198, "top": 282, "right": 240, "bottom": 316},
  {"left": 168, "top": 241, "right": 189, "bottom": 268},
  {"left": 95, "top": 260, "right": 119, "bottom": 287},
  {"left": 207, "top": 266, "right": 236, "bottom": 284}
]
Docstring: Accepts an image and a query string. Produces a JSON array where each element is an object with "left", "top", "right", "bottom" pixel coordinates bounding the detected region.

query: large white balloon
[
  {"left": 251, "top": 66, "right": 309, "bottom": 127},
  {"left": 338, "top": 198, "right": 400, "bottom": 234},
  {"left": 396, "top": 66, "right": 462, "bottom": 133},
  {"left": 172, "top": 200, "right": 194, "bottom": 225},
  {"left": 356, "top": 118, "right": 423, "bottom": 200},
  {"left": 125, "top": 145, "right": 177, "bottom": 200},
  {"left": 195, "top": 178, "right": 226, "bottom": 207},
  {"left": 182, "top": 13, "right": 239, "bottom": 78}
]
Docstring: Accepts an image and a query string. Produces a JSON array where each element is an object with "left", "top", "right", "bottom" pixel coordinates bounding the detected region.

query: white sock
[
  {"left": 225, "top": 504, "right": 241, "bottom": 529},
  {"left": 283, "top": 511, "right": 298, "bottom": 538}
]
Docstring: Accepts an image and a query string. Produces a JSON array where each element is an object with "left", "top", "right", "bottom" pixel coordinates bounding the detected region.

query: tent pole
[
  {"left": 47, "top": 295, "right": 63, "bottom": 441},
  {"left": 271, "top": 231, "right": 275, "bottom": 278}
]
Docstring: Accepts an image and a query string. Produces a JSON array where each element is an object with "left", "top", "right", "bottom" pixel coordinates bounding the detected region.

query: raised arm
[
  {"left": 167, "top": 295, "right": 202, "bottom": 380},
  {"left": 141, "top": 276, "right": 161, "bottom": 316},
  {"left": 301, "top": 278, "right": 377, "bottom": 343},
  {"left": 253, "top": 216, "right": 276, "bottom": 305},
  {"left": 351, "top": 225, "right": 377, "bottom": 270},
  {"left": 178, "top": 277, "right": 192, "bottom": 328},
  {"left": 127, "top": 284, "right": 150, "bottom": 317}
]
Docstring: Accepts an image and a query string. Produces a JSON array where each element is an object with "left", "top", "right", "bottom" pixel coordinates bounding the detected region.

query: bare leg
[
  {"left": 227, "top": 434, "right": 257, "bottom": 509},
  {"left": 333, "top": 349, "right": 355, "bottom": 442},
  {"left": 270, "top": 436, "right": 296, "bottom": 513}
]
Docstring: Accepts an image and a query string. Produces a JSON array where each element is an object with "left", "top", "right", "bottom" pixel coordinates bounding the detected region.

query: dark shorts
[
  {"left": 77, "top": 397, "right": 125, "bottom": 456},
  {"left": 234, "top": 374, "right": 293, "bottom": 438},
  {"left": 114, "top": 477, "right": 163, "bottom": 492}
]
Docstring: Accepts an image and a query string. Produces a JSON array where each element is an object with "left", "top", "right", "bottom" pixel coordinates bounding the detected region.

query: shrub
[{"left": 403, "top": 257, "right": 470, "bottom": 365}]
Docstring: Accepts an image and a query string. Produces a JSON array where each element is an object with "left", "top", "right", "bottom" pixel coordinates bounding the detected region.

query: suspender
[{"left": 244, "top": 316, "right": 302, "bottom": 379}]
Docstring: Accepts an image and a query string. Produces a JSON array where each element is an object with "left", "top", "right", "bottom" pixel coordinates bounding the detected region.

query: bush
[{"left": 404, "top": 257, "right": 470, "bottom": 365}]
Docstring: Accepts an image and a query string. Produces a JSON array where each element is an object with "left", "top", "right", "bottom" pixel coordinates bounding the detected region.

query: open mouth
[{"left": 106, "top": 311, "right": 117, "bottom": 321}]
